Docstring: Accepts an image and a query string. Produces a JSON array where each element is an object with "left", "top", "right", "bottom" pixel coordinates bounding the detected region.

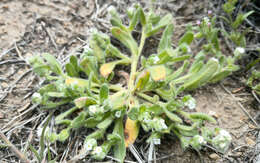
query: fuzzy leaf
[
  {"left": 70, "top": 55, "right": 79, "bottom": 72},
  {"left": 111, "top": 27, "right": 138, "bottom": 55},
  {"left": 97, "top": 115, "right": 114, "bottom": 129},
  {"left": 162, "top": 107, "right": 183, "bottom": 123},
  {"left": 182, "top": 58, "right": 219, "bottom": 90},
  {"left": 232, "top": 11, "right": 254, "bottom": 29},
  {"left": 74, "top": 97, "right": 88, "bottom": 108},
  {"left": 146, "top": 14, "right": 172, "bottom": 37},
  {"left": 80, "top": 56, "right": 99, "bottom": 82},
  {"left": 178, "top": 31, "right": 194, "bottom": 45},
  {"left": 57, "top": 128, "right": 70, "bottom": 142},
  {"left": 100, "top": 84, "right": 109, "bottom": 104},
  {"left": 71, "top": 112, "right": 86, "bottom": 128},
  {"left": 113, "top": 118, "right": 126, "bottom": 162},
  {"left": 189, "top": 112, "right": 217, "bottom": 123},
  {"left": 42, "top": 53, "right": 63, "bottom": 75},
  {"left": 124, "top": 118, "right": 139, "bottom": 147},
  {"left": 65, "top": 63, "right": 78, "bottom": 77},
  {"left": 158, "top": 24, "right": 174, "bottom": 53},
  {"left": 128, "top": 8, "right": 140, "bottom": 31},
  {"left": 135, "top": 70, "right": 150, "bottom": 91},
  {"left": 139, "top": 7, "right": 146, "bottom": 26},
  {"left": 148, "top": 65, "right": 166, "bottom": 81},
  {"left": 100, "top": 62, "right": 116, "bottom": 78},
  {"left": 128, "top": 107, "right": 139, "bottom": 120}
]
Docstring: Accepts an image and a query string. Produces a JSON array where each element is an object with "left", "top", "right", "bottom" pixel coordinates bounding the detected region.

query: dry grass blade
[{"left": 0, "top": 131, "right": 30, "bottom": 163}]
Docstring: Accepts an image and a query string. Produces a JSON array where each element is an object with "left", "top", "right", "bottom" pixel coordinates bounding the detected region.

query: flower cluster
[{"left": 212, "top": 129, "right": 232, "bottom": 152}]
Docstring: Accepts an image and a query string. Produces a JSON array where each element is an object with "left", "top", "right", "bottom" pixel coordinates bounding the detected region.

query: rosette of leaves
[{"left": 29, "top": 4, "right": 233, "bottom": 162}]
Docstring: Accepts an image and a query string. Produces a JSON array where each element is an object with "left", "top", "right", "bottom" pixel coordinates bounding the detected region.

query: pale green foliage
[{"left": 28, "top": 4, "right": 242, "bottom": 162}]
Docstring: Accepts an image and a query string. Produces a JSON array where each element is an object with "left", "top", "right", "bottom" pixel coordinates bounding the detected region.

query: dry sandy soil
[{"left": 0, "top": 0, "right": 259, "bottom": 162}]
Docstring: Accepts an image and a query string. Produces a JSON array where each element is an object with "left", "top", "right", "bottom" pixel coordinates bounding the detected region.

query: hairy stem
[{"left": 128, "top": 29, "right": 146, "bottom": 96}]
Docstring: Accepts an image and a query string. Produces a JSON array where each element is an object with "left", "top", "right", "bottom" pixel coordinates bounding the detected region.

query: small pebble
[
  {"left": 209, "top": 153, "right": 220, "bottom": 160},
  {"left": 245, "top": 137, "right": 255, "bottom": 146}
]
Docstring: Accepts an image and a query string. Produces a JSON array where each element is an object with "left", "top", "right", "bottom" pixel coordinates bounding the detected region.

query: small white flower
[
  {"left": 33, "top": 92, "right": 41, "bottom": 99},
  {"left": 194, "top": 135, "right": 206, "bottom": 145},
  {"left": 185, "top": 98, "right": 196, "bottom": 110},
  {"left": 187, "top": 47, "right": 191, "bottom": 53},
  {"left": 153, "top": 138, "right": 161, "bottom": 145},
  {"left": 89, "top": 105, "right": 97, "bottom": 114},
  {"left": 127, "top": 7, "right": 135, "bottom": 14},
  {"left": 84, "top": 138, "right": 97, "bottom": 151},
  {"left": 159, "top": 119, "right": 168, "bottom": 130},
  {"left": 153, "top": 56, "right": 160, "bottom": 64},
  {"left": 143, "top": 117, "right": 151, "bottom": 123},
  {"left": 93, "top": 146, "right": 103, "bottom": 154},
  {"left": 235, "top": 47, "right": 245, "bottom": 54},
  {"left": 219, "top": 130, "right": 232, "bottom": 141},
  {"left": 107, "top": 6, "right": 116, "bottom": 13},
  {"left": 115, "top": 111, "right": 121, "bottom": 118},
  {"left": 203, "top": 17, "right": 209, "bottom": 23},
  {"left": 219, "top": 142, "right": 226, "bottom": 149}
]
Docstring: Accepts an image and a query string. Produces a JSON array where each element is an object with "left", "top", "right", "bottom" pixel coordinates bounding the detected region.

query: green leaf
[
  {"left": 210, "top": 65, "right": 239, "bottom": 83},
  {"left": 97, "top": 114, "right": 114, "bottom": 129},
  {"left": 166, "top": 61, "right": 189, "bottom": 82},
  {"left": 135, "top": 70, "right": 150, "bottom": 91},
  {"left": 28, "top": 56, "right": 51, "bottom": 77},
  {"left": 80, "top": 56, "right": 100, "bottom": 82},
  {"left": 113, "top": 118, "right": 126, "bottom": 163},
  {"left": 109, "top": 6, "right": 127, "bottom": 31},
  {"left": 158, "top": 24, "right": 174, "bottom": 53},
  {"left": 147, "top": 105, "right": 164, "bottom": 115},
  {"left": 182, "top": 58, "right": 219, "bottom": 90},
  {"left": 128, "top": 8, "right": 140, "bottom": 31},
  {"left": 71, "top": 112, "right": 87, "bottom": 128},
  {"left": 42, "top": 53, "right": 63, "bottom": 75},
  {"left": 46, "top": 92, "right": 66, "bottom": 98},
  {"left": 90, "top": 32, "right": 110, "bottom": 62},
  {"left": 189, "top": 112, "right": 217, "bottom": 123},
  {"left": 70, "top": 55, "right": 79, "bottom": 72},
  {"left": 65, "top": 63, "right": 78, "bottom": 77},
  {"left": 111, "top": 27, "right": 138, "bottom": 55},
  {"left": 100, "top": 84, "right": 109, "bottom": 104},
  {"left": 178, "top": 31, "right": 194, "bottom": 45},
  {"left": 232, "top": 11, "right": 254, "bottom": 29},
  {"left": 57, "top": 128, "right": 70, "bottom": 142},
  {"left": 106, "top": 44, "right": 130, "bottom": 61},
  {"left": 139, "top": 7, "right": 146, "bottom": 26},
  {"left": 146, "top": 14, "right": 172, "bottom": 37},
  {"left": 128, "top": 107, "right": 139, "bottom": 120},
  {"left": 55, "top": 107, "right": 78, "bottom": 124},
  {"left": 162, "top": 107, "right": 183, "bottom": 123}
]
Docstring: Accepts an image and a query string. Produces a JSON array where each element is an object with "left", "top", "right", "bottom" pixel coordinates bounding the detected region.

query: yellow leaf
[
  {"left": 149, "top": 65, "right": 166, "bottom": 81},
  {"left": 65, "top": 77, "right": 89, "bottom": 87},
  {"left": 100, "top": 62, "right": 116, "bottom": 77},
  {"left": 124, "top": 118, "right": 139, "bottom": 147}
]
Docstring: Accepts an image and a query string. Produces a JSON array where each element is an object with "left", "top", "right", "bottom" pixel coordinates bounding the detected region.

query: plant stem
[
  {"left": 137, "top": 92, "right": 165, "bottom": 106},
  {"left": 128, "top": 29, "right": 146, "bottom": 95}
]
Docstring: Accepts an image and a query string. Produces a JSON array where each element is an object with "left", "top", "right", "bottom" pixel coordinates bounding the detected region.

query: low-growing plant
[
  {"left": 29, "top": 4, "right": 238, "bottom": 162},
  {"left": 221, "top": 0, "right": 253, "bottom": 47}
]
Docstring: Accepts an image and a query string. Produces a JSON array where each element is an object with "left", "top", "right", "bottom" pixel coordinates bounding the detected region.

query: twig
[
  {"left": 0, "top": 131, "right": 30, "bottom": 163},
  {"left": 0, "top": 69, "right": 32, "bottom": 103},
  {"left": 0, "top": 59, "right": 25, "bottom": 65},
  {"left": 220, "top": 83, "right": 259, "bottom": 127},
  {"left": 252, "top": 90, "right": 260, "bottom": 104},
  {"left": 129, "top": 144, "right": 144, "bottom": 163}
]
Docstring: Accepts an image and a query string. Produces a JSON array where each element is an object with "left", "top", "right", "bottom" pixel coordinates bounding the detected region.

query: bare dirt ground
[{"left": 0, "top": 0, "right": 259, "bottom": 162}]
